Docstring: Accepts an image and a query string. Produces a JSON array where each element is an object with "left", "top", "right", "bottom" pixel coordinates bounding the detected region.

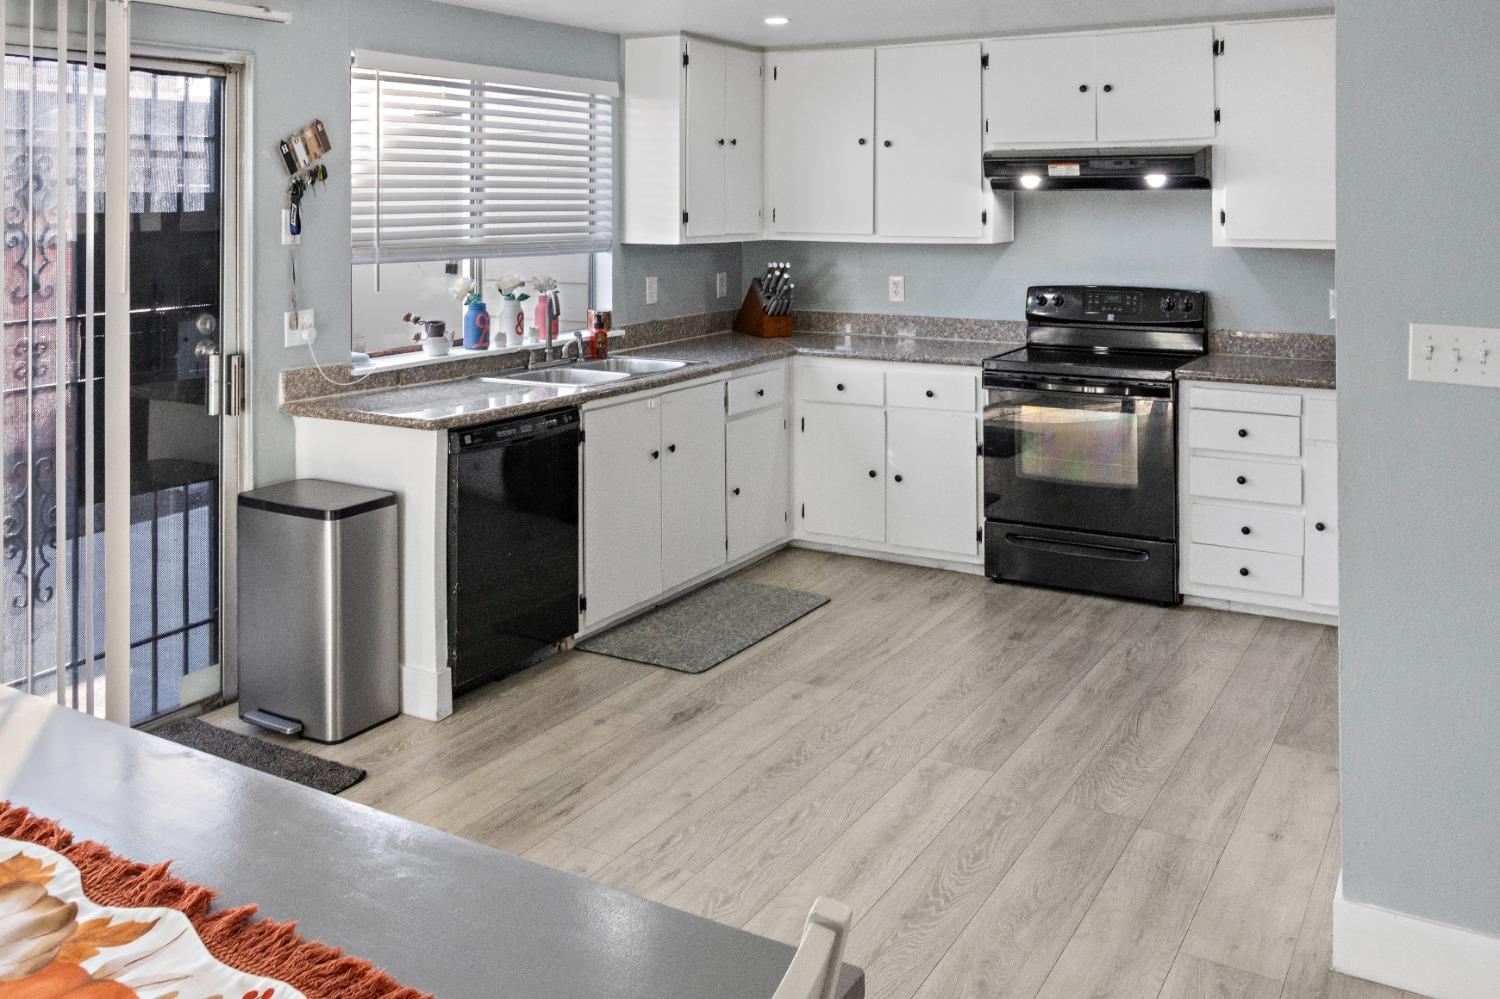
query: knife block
[{"left": 733, "top": 280, "right": 793, "bottom": 338}]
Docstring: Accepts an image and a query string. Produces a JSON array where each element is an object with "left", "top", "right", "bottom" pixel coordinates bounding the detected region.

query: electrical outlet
[
  {"left": 889, "top": 275, "right": 905, "bottom": 303},
  {"left": 715, "top": 272, "right": 728, "bottom": 299},
  {"left": 284, "top": 309, "right": 316, "bottom": 348},
  {"left": 1409, "top": 323, "right": 1500, "bottom": 387},
  {"left": 645, "top": 276, "right": 659, "bottom": 305},
  {"left": 280, "top": 208, "right": 300, "bottom": 246}
]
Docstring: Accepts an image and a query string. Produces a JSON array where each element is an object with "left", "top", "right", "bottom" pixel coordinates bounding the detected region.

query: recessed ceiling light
[{"left": 764, "top": 16, "right": 789, "bottom": 26}]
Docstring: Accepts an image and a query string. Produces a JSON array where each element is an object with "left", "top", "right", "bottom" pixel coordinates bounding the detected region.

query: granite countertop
[
  {"left": 1176, "top": 353, "right": 1337, "bottom": 390},
  {"left": 282, "top": 331, "right": 1005, "bottom": 431}
]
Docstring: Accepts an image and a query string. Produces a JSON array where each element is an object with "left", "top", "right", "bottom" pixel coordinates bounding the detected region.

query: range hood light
[
  {"left": 984, "top": 147, "right": 1211, "bottom": 191},
  {"left": 1144, "top": 173, "right": 1168, "bottom": 188},
  {"left": 1020, "top": 174, "right": 1042, "bottom": 190}
]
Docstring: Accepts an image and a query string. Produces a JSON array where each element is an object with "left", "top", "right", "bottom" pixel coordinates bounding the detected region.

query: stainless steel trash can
[{"left": 238, "top": 479, "right": 400, "bottom": 743}]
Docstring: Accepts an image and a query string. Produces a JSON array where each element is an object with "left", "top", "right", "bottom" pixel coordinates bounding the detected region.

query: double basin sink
[{"left": 478, "top": 356, "right": 692, "bottom": 390}]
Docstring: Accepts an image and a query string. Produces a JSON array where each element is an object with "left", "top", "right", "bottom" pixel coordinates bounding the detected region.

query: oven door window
[
  {"left": 1017, "top": 405, "right": 1139, "bottom": 488},
  {"left": 985, "top": 388, "right": 1176, "bottom": 540}
]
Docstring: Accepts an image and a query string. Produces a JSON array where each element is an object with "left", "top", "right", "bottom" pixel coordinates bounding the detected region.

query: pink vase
[{"left": 534, "top": 298, "right": 550, "bottom": 341}]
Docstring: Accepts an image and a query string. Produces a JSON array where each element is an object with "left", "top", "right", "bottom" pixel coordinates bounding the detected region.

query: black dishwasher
[{"left": 448, "top": 408, "right": 580, "bottom": 690}]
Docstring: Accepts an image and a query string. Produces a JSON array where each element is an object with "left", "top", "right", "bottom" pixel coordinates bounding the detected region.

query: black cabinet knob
[
  {"left": 757, "top": 388, "right": 765, "bottom": 396},
  {"left": 858, "top": 138, "right": 867, "bottom": 145},
  {"left": 883, "top": 139, "right": 893, "bottom": 148},
  {"left": 1239, "top": 567, "right": 1250, "bottom": 577},
  {"left": 1238, "top": 428, "right": 1249, "bottom": 438},
  {"left": 651, "top": 450, "right": 660, "bottom": 460},
  {"left": 668, "top": 443, "right": 677, "bottom": 453},
  {"left": 1102, "top": 83, "right": 1114, "bottom": 93},
  {"left": 1236, "top": 475, "right": 1248, "bottom": 485},
  {"left": 1241, "top": 526, "right": 1252, "bottom": 535},
  {"left": 836, "top": 383, "right": 846, "bottom": 391},
  {"left": 732, "top": 487, "right": 741, "bottom": 496},
  {"left": 1315, "top": 522, "right": 1327, "bottom": 532},
  {"left": 925, "top": 389, "right": 935, "bottom": 398},
  {"left": 1079, "top": 84, "right": 1089, "bottom": 93},
  {"left": 893, "top": 474, "right": 904, "bottom": 483},
  {"left": 868, "top": 469, "right": 877, "bottom": 478},
  {"left": 729, "top": 138, "right": 738, "bottom": 146},
  {"left": 717, "top": 138, "right": 725, "bottom": 146}
]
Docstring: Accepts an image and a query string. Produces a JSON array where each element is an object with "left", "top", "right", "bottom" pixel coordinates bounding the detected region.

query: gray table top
[{"left": 0, "top": 689, "right": 863, "bottom": 999}]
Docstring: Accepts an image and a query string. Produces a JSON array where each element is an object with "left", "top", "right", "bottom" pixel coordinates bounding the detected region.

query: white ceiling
[{"left": 445, "top": 0, "right": 1331, "bottom": 48}]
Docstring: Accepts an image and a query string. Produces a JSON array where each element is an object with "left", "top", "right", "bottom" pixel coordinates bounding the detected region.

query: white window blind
[{"left": 351, "top": 52, "right": 616, "bottom": 264}]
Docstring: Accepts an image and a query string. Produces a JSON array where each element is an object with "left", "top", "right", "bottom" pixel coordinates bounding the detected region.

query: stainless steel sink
[
  {"left": 579, "top": 357, "right": 691, "bottom": 375},
  {"left": 483, "top": 367, "right": 631, "bottom": 386}
]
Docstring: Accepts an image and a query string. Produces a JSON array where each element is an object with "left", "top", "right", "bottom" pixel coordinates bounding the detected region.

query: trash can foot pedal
[{"left": 242, "top": 709, "right": 304, "bottom": 736}]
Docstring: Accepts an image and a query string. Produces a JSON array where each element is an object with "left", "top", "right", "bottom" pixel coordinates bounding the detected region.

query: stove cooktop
[{"left": 982, "top": 345, "right": 1201, "bottom": 383}]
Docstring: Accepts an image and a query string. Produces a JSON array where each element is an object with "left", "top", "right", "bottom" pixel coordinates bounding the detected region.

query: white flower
[
  {"left": 530, "top": 274, "right": 559, "bottom": 294},
  {"left": 495, "top": 274, "right": 527, "bottom": 296},
  {"left": 450, "top": 277, "right": 477, "bottom": 303}
]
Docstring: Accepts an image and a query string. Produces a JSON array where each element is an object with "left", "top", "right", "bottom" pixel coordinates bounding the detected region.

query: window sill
[{"left": 352, "top": 330, "right": 621, "bottom": 374}]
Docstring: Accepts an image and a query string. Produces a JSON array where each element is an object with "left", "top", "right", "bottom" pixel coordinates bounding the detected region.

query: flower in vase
[
  {"left": 450, "top": 277, "right": 481, "bottom": 307},
  {"left": 530, "top": 274, "right": 559, "bottom": 295},
  {"left": 496, "top": 274, "right": 530, "bottom": 301}
]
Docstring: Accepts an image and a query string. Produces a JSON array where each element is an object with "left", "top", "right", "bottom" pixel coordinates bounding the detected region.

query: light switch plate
[
  {"left": 1409, "top": 323, "right": 1500, "bottom": 387},
  {"left": 715, "top": 272, "right": 728, "bottom": 298},
  {"left": 284, "top": 309, "right": 316, "bottom": 348},
  {"left": 889, "top": 275, "right": 905, "bottom": 303},
  {"left": 645, "top": 276, "right": 659, "bottom": 305}
]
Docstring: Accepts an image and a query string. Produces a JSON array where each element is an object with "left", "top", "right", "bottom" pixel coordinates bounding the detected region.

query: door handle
[
  {"left": 202, "top": 348, "right": 222, "bottom": 416},
  {"left": 226, "top": 353, "right": 245, "bottom": 417}
]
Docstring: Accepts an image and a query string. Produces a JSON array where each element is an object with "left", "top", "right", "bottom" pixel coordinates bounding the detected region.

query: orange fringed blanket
[{"left": 0, "top": 802, "right": 430, "bottom": 999}]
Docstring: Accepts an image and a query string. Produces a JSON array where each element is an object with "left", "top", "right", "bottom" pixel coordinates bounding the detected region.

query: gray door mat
[
  {"left": 150, "top": 717, "right": 366, "bottom": 795},
  {"left": 577, "top": 579, "right": 830, "bottom": 674}
]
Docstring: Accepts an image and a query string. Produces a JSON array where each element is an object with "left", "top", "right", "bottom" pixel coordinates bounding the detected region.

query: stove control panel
[{"left": 1026, "top": 285, "right": 1206, "bottom": 327}]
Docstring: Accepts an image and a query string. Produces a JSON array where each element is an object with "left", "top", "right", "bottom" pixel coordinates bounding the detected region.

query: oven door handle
[
  {"left": 983, "top": 376, "right": 1173, "bottom": 398},
  {"left": 1003, "top": 533, "right": 1153, "bottom": 562}
]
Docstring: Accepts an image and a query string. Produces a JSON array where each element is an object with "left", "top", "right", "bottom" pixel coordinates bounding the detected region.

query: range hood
[{"left": 984, "top": 147, "right": 1211, "bottom": 191}]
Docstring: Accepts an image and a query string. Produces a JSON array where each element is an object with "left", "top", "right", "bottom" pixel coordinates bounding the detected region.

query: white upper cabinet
[
  {"left": 985, "top": 34, "right": 1098, "bottom": 146},
  {"left": 876, "top": 42, "right": 985, "bottom": 239},
  {"left": 1213, "top": 17, "right": 1336, "bottom": 248},
  {"left": 766, "top": 47, "right": 877, "bottom": 237},
  {"left": 1093, "top": 26, "right": 1216, "bottom": 143},
  {"left": 985, "top": 25, "right": 1215, "bottom": 148},
  {"left": 622, "top": 35, "right": 764, "bottom": 244}
]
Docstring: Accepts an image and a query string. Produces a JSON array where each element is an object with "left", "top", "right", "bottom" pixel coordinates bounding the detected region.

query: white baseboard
[
  {"left": 401, "top": 666, "right": 453, "bottom": 721},
  {"left": 790, "top": 538, "right": 985, "bottom": 575},
  {"left": 1334, "top": 876, "right": 1500, "bottom": 999}
]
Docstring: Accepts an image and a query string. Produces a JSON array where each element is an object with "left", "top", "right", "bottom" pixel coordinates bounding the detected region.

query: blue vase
[{"left": 463, "top": 301, "right": 491, "bottom": 350}]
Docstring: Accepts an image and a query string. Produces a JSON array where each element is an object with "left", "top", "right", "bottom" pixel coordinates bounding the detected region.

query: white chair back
[{"left": 771, "top": 897, "right": 853, "bottom": 999}]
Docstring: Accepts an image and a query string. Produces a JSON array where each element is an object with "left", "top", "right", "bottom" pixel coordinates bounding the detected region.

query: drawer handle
[
  {"left": 837, "top": 383, "right": 846, "bottom": 391},
  {"left": 1238, "top": 428, "right": 1249, "bottom": 438},
  {"left": 893, "top": 474, "right": 903, "bottom": 483},
  {"left": 757, "top": 388, "right": 765, "bottom": 397},
  {"left": 925, "top": 389, "right": 935, "bottom": 398},
  {"left": 868, "top": 469, "right": 877, "bottom": 478},
  {"left": 732, "top": 487, "right": 741, "bottom": 496},
  {"left": 1239, "top": 567, "right": 1250, "bottom": 577},
  {"left": 668, "top": 443, "right": 677, "bottom": 453},
  {"left": 651, "top": 450, "right": 660, "bottom": 460},
  {"left": 1241, "top": 526, "right": 1252, "bottom": 536},
  {"left": 1315, "top": 522, "right": 1327, "bottom": 532},
  {"left": 1236, "top": 475, "right": 1248, "bottom": 485}
]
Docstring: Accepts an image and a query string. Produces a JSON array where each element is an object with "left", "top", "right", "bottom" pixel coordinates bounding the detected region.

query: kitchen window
[{"left": 349, "top": 51, "right": 616, "bottom": 354}]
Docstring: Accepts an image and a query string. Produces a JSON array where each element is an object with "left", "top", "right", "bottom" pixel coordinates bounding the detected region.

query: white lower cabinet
[
  {"left": 727, "top": 405, "right": 789, "bottom": 562},
  {"left": 583, "top": 396, "right": 666, "bottom": 624},
  {"left": 886, "top": 409, "right": 980, "bottom": 555},
  {"left": 797, "top": 401, "right": 886, "bottom": 542},
  {"left": 660, "top": 382, "right": 728, "bottom": 590},
  {"left": 1179, "top": 382, "right": 1338, "bottom": 619},
  {"left": 794, "top": 359, "right": 981, "bottom": 561}
]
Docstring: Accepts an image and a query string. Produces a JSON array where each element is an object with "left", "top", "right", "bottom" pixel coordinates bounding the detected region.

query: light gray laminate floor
[{"left": 205, "top": 549, "right": 1419, "bottom": 999}]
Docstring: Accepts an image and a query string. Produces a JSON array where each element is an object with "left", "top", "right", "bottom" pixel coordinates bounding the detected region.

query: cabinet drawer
[
  {"left": 1189, "top": 456, "right": 1303, "bottom": 506},
  {"left": 1190, "top": 544, "right": 1304, "bottom": 597},
  {"left": 798, "top": 362, "right": 884, "bottom": 406},
  {"left": 1189, "top": 410, "right": 1301, "bottom": 457},
  {"left": 1305, "top": 398, "right": 1337, "bottom": 444},
  {"left": 1189, "top": 502, "right": 1304, "bottom": 555},
  {"left": 1188, "top": 385, "right": 1302, "bottom": 417},
  {"left": 728, "top": 368, "right": 787, "bottom": 416},
  {"left": 885, "top": 367, "right": 977, "bottom": 412}
]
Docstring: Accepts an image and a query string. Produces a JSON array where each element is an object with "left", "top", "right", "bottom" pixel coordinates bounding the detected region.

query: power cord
[{"left": 289, "top": 251, "right": 376, "bottom": 388}]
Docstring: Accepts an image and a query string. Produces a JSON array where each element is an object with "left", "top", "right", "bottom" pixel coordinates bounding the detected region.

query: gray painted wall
[
  {"left": 1338, "top": 2, "right": 1500, "bottom": 937},
  {"left": 741, "top": 191, "right": 1335, "bottom": 333}
]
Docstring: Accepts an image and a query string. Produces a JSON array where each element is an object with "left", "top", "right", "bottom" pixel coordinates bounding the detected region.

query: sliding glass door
[{"left": 2, "top": 49, "right": 239, "bottom": 725}]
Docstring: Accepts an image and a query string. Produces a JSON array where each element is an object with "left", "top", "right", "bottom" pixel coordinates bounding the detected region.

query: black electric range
[{"left": 981, "top": 285, "right": 1208, "bottom": 604}]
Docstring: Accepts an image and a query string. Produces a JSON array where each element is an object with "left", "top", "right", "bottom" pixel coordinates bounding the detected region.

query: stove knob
[
  {"left": 1032, "top": 294, "right": 1049, "bottom": 307},
  {"left": 1049, "top": 294, "right": 1064, "bottom": 307},
  {"left": 1160, "top": 297, "right": 1176, "bottom": 312},
  {"left": 1181, "top": 298, "right": 1195, "bottom": 313}
]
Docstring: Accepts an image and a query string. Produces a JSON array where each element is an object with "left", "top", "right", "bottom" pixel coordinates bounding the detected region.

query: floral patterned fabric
[{"left": 0, "top": 837, "right": 300, "bottom": 999}]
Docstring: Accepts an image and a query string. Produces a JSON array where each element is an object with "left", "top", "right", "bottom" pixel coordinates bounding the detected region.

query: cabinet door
[
  {"left": 1094, "top": 26, "right": 1216, "bottom": 142},
  {"left": 727, "top": 407, "right": 789, "bottom": 561},
  {"left": 886, "top": 409, "right": 979, "bottom": 555},
  {"left": 1217, "top": 18, "right": 1335, "bottom": 245},
  {"left": 796, "top": 402, "right": 885, "bottom": 542},
  {"left": 684, "top": 38, "right": 727, "bottom": 238},
  {"left": 722, "top": 46, "right": 764, "bottom": 235},
  {"left": 660, "top": 382, "right": 728, "bottom": 590},
  {"left": 876, "top": 42, "right": 983, "bottom": 239},
  {"left": 766, "top": 47, "right": 875, "bottom": 235},
  {"left": 583, "top": 398, "right": 662, "bottom": 624},
  {"left": 984, "top": 34, "right": 1097, "bottom": 146},
  {"left": 1304, "top": 441, "right": 1339, "bottom": 608}
]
